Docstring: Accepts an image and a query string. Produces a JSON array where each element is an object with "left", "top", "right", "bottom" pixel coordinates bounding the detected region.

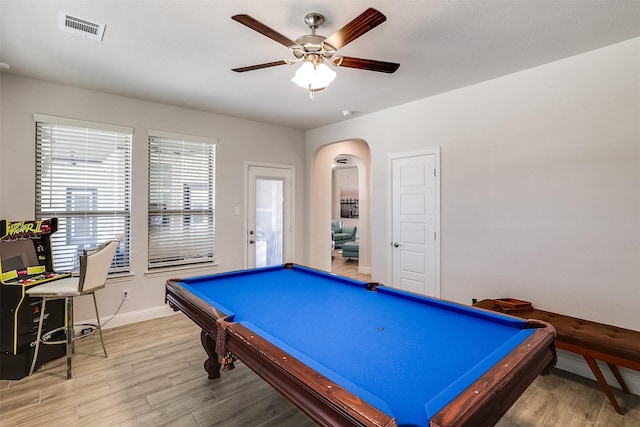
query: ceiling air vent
[{"left": 58, "top": 12, "right": 106, "bottom": 41}]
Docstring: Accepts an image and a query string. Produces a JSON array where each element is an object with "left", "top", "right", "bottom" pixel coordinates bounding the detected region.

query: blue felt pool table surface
[{"left": 175, "top": 265, "right": 537, "bottom": 426}]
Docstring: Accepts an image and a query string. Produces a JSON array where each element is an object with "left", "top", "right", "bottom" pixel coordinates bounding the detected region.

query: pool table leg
[{"left": 200, "top": 330, "right": 221, "bottom": 379}]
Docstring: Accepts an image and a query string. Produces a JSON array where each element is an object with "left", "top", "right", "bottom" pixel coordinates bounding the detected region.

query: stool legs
[
  {"left": 29, "top": 296, "right": 74, "bottom": 379},
  {"left": 29, "top": 297, "right": 48, "bottom": 376},
  {"left": 92, "top": 292, "right": 108, "bottom": 358},
  {"left": 29, "top": 293, "right": 107, "bottom": 379},
  {"left": 66, "top": 296, "right": 73, "bottom": 379}
]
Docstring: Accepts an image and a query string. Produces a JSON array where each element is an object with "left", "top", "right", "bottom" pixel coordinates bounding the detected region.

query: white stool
[{"left": 27, "top": 240, "right": 119, "bottom": 379}]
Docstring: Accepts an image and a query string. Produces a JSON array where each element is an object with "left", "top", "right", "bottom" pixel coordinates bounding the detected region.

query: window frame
[
  {"left": 34, "top": 113, "right": 133, "bottom": 274},
  {"left": 147, "top": 130, "right": 217, "bottom": 269}
]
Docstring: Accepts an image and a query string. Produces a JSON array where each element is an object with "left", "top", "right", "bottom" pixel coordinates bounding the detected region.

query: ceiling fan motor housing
[{"left": 292, "top": 13, "right": 336, "bottom": 61}]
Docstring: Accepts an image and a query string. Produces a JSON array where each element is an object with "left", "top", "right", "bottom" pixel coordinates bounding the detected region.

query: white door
[
  {"left": 246, "top": 164, "right": 294, "bottom": 268},
  {"left": 391, "top": 151, "right": 439, "bottom": 296}
]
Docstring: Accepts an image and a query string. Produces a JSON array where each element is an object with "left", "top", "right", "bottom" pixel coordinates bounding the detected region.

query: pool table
[{"left": 165, "top": 264, "right": 556, "bottom": 427}]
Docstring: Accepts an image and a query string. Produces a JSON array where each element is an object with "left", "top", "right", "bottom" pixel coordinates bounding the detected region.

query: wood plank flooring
[
  {"left": 2, "top": 259, "right": 638, "bottom": 426},
  {"left": 331, "top": 249, "right": 372, "bottom": 282}
]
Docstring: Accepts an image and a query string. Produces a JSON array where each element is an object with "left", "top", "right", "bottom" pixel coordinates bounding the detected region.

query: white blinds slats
[
  {"left": 148, "top": 133, "right": 216, "bottom": 268},
  {"left": 35, "top": 121, "right": 132, "bottom": 273}
]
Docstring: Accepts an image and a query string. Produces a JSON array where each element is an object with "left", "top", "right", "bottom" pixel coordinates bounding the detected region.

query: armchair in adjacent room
[{"left": 331, "top": 220, "right": 357, "bottom": 248}]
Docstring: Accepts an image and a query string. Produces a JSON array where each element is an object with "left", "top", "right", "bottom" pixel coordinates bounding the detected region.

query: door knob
[
  {"left": 249, "top": 239, "right": 255, "bottom": 244},
  {"left": 393, "top": 242, "right": 400, "bottom": 248}
]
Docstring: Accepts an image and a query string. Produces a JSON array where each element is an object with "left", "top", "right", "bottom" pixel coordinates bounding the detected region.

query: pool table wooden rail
[
  {"left": 430, "top": 318, "right": 556, "bottom": 427},
  {"left": 166, "top": 276, "right": 556, "bottom": 427}
]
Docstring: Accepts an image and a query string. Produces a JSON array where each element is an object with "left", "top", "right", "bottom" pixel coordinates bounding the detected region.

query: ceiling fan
[{"left": 231, "top": 8, "right": 400, "bottom": 97}]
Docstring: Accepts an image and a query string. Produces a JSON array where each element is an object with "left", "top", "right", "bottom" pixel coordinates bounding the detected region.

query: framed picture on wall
[{"left": 340, "top": 183, "right": 358, "bottom": 218}]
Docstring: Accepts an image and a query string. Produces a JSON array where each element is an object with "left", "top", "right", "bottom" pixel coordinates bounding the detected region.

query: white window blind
[
  {"left": 35, "top": 114, "right": 132, "bottom": 274},
  {"left": 148, "top": 131, "right": 216, "bottom": 269}
]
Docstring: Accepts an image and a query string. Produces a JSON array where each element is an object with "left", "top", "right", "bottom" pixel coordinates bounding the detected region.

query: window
[
  {"left": 35, "top": 114, "right": 132, "bottom": 273},
  {"left": 148, "top": 130, "right": 216, "bottom": 268},
  {"left": 66, "top": 187, "right": 98, "bottom": 245}
]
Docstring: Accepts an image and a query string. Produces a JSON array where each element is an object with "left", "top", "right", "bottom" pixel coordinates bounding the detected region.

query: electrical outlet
[{"left": 122, "top": 289, "right": 130, "bottom": 301}]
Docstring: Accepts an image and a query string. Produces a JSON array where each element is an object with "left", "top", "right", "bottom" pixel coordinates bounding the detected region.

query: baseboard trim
[
  {"left": 358, "top": 265, "right": 371, "bottom": 274},
  {"left": 556, "top": 349, "right": 640, "bottom": 396},
  {"left": 81, "top": 305, "right": 178, "bottom": 331}
]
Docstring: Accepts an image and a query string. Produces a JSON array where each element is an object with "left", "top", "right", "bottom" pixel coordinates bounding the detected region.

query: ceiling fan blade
[
  {"left": 232, "top": 15, "right": 296, "bottom": 47},
  {"left": 232, "top": 60, "right": 289, "bottom": 73},
  {"left": 323, "top": 8, "right": 387, "bottom": 50},
  {"left": 333, "top": 56, "right": 400, "bottom": 73}
]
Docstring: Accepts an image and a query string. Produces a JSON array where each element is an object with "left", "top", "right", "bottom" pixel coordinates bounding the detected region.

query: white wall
[
  {"left": 0, "top": 75, "right": 306, "bottom": 326},
  {"left": 306, "top": 37, "right": 640, "bottom": 391},
  {"left": 307, "top": 37, "right": 639, "bottom": 329},
  {"left": 307, "top": 36, "right": 640, "bottom": 393}
]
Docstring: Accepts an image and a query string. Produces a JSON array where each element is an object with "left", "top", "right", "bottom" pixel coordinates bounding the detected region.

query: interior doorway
[
  {"left": 331, "top": 156, "right": 360, "bottom": 273},
  {"left": 309, "top": 140, "right": 371, "bottom": 275}
]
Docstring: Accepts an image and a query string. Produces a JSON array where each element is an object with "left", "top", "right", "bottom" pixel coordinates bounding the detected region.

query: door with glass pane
[{"left": 246, "top": 164, "right": 294, "bottom": 268}]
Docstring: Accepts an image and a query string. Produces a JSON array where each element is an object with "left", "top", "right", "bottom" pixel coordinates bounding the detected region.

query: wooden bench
[{"left": 474, "top": 299, "right": 640, "bottom": 415}]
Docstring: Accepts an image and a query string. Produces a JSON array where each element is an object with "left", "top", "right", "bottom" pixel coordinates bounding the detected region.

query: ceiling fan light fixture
[{"left": 291, "top": 62, "right": 336, "bottom": 91}]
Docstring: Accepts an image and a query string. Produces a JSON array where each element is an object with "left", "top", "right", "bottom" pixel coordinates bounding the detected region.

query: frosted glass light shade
[{"left": 291, "top": 62, "right": 336, "bottom": 90}]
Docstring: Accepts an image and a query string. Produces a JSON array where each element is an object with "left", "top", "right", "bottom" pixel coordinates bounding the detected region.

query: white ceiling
[{"left": 2, "top": 1, "right": 640, "bottom": 131}]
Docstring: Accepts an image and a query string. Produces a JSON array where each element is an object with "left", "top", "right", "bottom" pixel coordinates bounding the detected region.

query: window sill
[
  {"left": 144, "top": 262, "right": 219, "bottom": 278},
  {"left": 106, "top": 272, "right": 135, "bottom": 283}
]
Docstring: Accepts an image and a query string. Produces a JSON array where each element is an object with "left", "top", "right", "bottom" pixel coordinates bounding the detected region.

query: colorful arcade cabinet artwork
[{"left": 0, "top": 218, "right": 72, "bottom": 379}]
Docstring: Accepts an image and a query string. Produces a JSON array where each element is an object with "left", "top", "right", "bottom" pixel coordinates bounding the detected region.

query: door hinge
[
  {"left": 434, "top": 232, "right": 437, "bottom": 240},
  {"left": 434, "top": 169, "right": 436, "bottom": 177}
]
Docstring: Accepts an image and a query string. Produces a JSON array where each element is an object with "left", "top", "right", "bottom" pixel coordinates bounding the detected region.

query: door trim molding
[
  {"left": 243, "top": 161, "right": 296, "bottom": 269},
  {"left": 387, "top": 148, "right": 441, "bottom": 297}
]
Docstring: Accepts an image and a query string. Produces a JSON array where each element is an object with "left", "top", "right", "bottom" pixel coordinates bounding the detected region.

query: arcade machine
[{"left": 0, "top": 218, "right": 72, "bottom": 379}]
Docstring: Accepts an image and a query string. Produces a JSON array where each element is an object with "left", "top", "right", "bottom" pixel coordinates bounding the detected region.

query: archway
[{"left": 309, "top": 139, "right": 371, "bottom": 274}]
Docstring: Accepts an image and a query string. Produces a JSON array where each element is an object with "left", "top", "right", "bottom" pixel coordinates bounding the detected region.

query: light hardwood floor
[
  {"left": 331, "top": 249, "right": 372, "bottom": 282},
  {"left": 1, "top": 260, "right": 638, "bottom": 426}
]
